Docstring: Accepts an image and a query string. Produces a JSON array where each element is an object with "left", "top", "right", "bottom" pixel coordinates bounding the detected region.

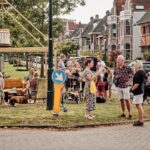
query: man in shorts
[{"left": 114, "top": 55, "right": 134, "bottom": 119}]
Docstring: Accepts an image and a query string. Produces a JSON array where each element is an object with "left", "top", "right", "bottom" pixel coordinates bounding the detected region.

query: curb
[{"left": 0, "top": 119, "right": 150, "bottom": 130}]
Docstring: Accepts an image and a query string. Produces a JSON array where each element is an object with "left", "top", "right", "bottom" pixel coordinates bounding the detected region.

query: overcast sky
[{"left": 61, "top": 0, "right": 114, "bottom": 23}]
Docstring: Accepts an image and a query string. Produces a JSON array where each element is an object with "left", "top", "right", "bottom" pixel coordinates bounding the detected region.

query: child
[
  {"left": 96, "top": 75, "right": 106, "bottom": 103},
  {"left": 0, "top": 72, "right": 4, "bottom": 105}
]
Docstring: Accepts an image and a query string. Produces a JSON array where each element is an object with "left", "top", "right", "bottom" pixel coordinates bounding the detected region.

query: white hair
[
  {"left": 134, "top": 60, "right": 143, "bottom": 69},
  {"left": 116, "top": 55, "right": 125, "bottom": 61}
]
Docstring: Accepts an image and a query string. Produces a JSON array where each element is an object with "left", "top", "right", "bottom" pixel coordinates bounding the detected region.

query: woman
[
  {"left": 104, "top": 67, "right": 113, "bottom": 99},
  {"left": 28, "top": 71, "right": 39, "bottom": 102},
  {"left": 130, "top": 60, "right": 146, "bottom": 126},
  {"left": 83, "top": 59, "right": 99, "bottom": 119}
]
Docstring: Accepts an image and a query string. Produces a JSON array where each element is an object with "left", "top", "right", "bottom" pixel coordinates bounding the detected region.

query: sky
[{"left": 61, "top": 0, "right": 114, "bottom": 23}]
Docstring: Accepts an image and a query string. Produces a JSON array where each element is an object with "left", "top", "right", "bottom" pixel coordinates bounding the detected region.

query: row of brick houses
[
  {"left": 138, "top": 10, "right": 150, "bottom": 54},
  {"left": 62, "top": 0, "right": 150, "bottom": 60},
  {"left": 108, "top": 0, "right": 150, "bottom": 60}
]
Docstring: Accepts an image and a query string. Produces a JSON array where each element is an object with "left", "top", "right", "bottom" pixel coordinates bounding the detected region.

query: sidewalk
[{"left": 0, "top": 122, "right": 150, "bottom": 150}]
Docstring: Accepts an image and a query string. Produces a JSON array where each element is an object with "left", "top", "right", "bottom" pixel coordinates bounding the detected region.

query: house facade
[
  {"left": 138, "top": 10, "right": 150, "bottom": 56},
  {"left": 81, "top": 15, "right": 101, "bottom": 51},
  {"left": 107, "top": 0, "right": 150, "bottom": 60}
]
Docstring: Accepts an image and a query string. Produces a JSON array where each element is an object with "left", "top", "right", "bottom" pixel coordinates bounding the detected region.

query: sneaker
[
  {"left": 133, "top": 121, "right": 144, "bottom": 127},
  {"left": 128, "top": 115, "right": 132, "bottom": 120},
  {"left": 119, "top": 114, "right": 126, "bottom": 118}
]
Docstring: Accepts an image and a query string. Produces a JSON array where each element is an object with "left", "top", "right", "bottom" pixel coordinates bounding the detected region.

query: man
[{"left": 114, "top": 55, "right": 133, "bottom": 119}]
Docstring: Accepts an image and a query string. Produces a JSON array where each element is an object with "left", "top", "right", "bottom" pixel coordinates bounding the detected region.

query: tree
[
  {"left": 109, "top": 50, "right": 122, "bottom": 61},
  {"left": 1, "top": 0, "right": 86, "bottom": 47},
  {"left": 55, "top": 40, "right": 79, "bottom": 57}
]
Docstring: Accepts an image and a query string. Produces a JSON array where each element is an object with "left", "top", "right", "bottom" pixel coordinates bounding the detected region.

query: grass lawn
[
  {"left": 4, "top": 62, "right": 28, "bottom": 78},
  {"left": 0, "top": 97, "right": 150, "bottom": 127},
  {"left": 1, "top": 63, "right": 150, "bottom": 127}
]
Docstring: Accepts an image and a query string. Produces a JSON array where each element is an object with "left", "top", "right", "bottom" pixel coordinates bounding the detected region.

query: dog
[{"left": 9, "top": 95, "right": 28, "bottom": 107}]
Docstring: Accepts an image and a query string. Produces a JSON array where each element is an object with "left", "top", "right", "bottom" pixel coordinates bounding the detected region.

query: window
[
  {"left": 143, "top": 26, "right": 146, "bottom": 35},
  {"left": 111, "top": 24, "right": 117, "bottom": 37},
  {"left": 125, "top": 43, "right": 130, "bottom": 50},
  {"left": 112, "top": 24, "right": 116, "bottom": 29},
  {"left": 111, "top": 45, "right": 116, "bottom": 51},
  {"left": 125, "top": 20, "right": 131, "bottom": 35}
]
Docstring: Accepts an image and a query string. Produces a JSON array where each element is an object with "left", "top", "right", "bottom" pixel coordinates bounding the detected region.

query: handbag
[{"left": 90, "top": 81, "right": 97, "bottom": 94}]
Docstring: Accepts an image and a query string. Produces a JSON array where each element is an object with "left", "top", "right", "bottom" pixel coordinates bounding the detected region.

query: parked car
[{"left": 128, "top": 61, "right": 150, "bottom": 74}]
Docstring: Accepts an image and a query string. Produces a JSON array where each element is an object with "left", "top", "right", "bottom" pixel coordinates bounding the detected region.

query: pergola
[{"left": 0, "top": 47, "right": 48, "bottom": 53}]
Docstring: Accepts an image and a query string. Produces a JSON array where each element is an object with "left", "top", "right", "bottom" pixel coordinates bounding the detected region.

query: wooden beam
[{"left": 0, "top": 47, "right": 48, "bottom": 53}]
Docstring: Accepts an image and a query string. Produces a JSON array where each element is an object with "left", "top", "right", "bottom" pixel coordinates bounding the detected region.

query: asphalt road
[{"left": 0, "top": 122, "right": 150, "bottom": 150}]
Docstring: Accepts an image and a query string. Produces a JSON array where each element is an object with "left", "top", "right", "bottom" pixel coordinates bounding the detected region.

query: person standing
[
  {"left": 83, "top": 59, "right": 99, "bottom": 120},
  {"left": 58, "top": 54, "right": 66, "bottom": 70},
  {"left": 114, "top": 55, "right": 133, "bottom": 119},
  {"left": 96, "top": 56, "right": 106, "bottom": 73},
  {"left": 130, "top": 60, "right": 146, "bottom": 126}
]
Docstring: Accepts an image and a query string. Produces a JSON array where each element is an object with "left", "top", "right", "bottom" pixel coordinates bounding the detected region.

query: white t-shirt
[
  {"left": 58, "top": 60, "right": 65, "bottom": 70},
  {"left": 97, "top": 61, "right": 106, "bottom": 72}
]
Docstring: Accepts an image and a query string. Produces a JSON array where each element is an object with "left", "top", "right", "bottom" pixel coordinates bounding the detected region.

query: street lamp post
[
  {"left": 47, "top": 0, "right": 54, "bottom": 110},
  {"left": 104, "top": 38, "right": 107, "bottom": 62}
]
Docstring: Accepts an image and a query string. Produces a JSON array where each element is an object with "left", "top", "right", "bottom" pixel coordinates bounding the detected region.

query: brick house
[
  {"left": 107, "top": 0, "right": 150, "bottom": 60},
  {"left": 137, "top": 10, "right": 150, "bottom": 56}
]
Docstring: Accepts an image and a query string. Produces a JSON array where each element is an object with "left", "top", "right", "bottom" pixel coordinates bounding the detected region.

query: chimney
[
  {"left": 95, "top": 14, "right": 99, "bottom": 19},
  {"left": 90, "top": 17, "right": 94, "bottom": 21},
  {"left": 106, "top": 10, "right": 110, "bottom": 16}
]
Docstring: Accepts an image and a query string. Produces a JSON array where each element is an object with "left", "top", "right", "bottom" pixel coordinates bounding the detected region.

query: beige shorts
[
  {"left": 133, "top": 94, "right": 143, "bottom": 104},
  {"left": 117, "top": 87, "right": 130, "bottom": 100}
]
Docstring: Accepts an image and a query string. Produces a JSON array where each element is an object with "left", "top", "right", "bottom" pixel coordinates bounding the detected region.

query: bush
[
  {"left": 55, "top": 40, "right": 79, "bottom": 57},
  {"left": 109, "top": 50, "right": 122, "bottom": 61},
  {"left": 80, "top": 50, "right": 104, "bottom": 57}
]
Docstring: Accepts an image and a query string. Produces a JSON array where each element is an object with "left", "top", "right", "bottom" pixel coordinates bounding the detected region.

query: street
[{"left": 0, "top": 122, "right": 150, "bottom": 150}]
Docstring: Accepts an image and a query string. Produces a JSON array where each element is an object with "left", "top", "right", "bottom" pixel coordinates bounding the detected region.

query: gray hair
[
  {"left": 134, "top": 60, "right": 143, "bottom": 69},
  {"left": 116, "top": 55, "right": 125, "bottom": 61}
]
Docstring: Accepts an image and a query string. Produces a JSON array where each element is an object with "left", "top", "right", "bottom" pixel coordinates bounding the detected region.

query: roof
[
  {"left": 67, "top": 21, "right": 78, "bottom": 30},
  {"left": 81, "top": 18, "right": 101, "bottom": 38},
  {"left": 137, "top": 10, "right": 150, "bottom": 25},
  {"left": 92, "top": 15, "right": 108, "bottom": 36},
  {"left": 69, "top": 23, "right": 87, "bottom": 39},
  {"left": 68, "top": 29, "right": 80, "bottom": 39}
]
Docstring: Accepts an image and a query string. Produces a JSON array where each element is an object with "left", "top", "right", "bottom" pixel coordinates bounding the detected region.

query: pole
[
  {"left": 47, "top": 0, "right": 54, "bottom": 110},
  {"left": 104, "top": 39, "right": 107, "bottom": 62}
]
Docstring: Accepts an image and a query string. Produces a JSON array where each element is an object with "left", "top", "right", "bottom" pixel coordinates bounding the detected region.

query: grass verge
[{"left": 0, "top": 98, "right": 150, "bottom": 127}]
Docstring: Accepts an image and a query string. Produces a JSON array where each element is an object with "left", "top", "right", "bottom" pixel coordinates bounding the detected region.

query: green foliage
[
  {"left": 80, "top": 50, "right": 104, "bottom": 57},
  {"left": 55, "top": 40, "right": 79, "bottom": 57},
  {"left": 109, "top": 50, "right": 122, "bottom": 61},
  {"left": 0, "top": 0, "right": 85, "bottom": 47},
  {"left": 53, "top": 0, "right": 85, "bottom": 15}
]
